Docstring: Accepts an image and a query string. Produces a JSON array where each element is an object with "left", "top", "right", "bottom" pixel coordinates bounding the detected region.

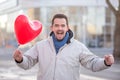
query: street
[{"left": 0, "top": 48, "right": 120, "bottom": 80}]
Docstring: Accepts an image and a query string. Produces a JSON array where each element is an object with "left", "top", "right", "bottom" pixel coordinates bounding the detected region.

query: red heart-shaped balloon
[{"left": 14, "top": 14, "right": 42, "bottom": 45}]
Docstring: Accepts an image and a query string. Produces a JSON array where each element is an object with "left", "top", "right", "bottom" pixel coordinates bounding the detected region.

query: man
[{"left": 13, "top": 14, "right": 114, "bottom": 80}]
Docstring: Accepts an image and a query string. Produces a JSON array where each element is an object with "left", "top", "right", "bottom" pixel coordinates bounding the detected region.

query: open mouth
[{"left": 56, "top": 31, "right": 64, "bottom": 34}]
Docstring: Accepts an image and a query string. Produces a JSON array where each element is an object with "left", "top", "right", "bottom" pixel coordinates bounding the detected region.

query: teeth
[
  {"left": 58, "top": 32, "right": 62, "bottom": 34},
  {"left": 57, "top": 33, "right": 62, "bottom": 34},
  {"left": 57, "top": 32, "right": 62, "bottom": 34},
  {"left": 57, "top": 32, "right": 63, "bottom": 34}
]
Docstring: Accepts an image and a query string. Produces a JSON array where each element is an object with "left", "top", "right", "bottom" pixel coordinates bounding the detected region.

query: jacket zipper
[{"left": 53, "top": 44, "right": 68, "bottom": 80}]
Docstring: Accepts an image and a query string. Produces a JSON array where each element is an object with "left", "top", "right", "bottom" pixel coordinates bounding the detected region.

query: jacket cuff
[
  {"left": 104, "top": 60, "right": 111, "bottom": 66},
  {"left": 15, "top": 58, "right": 23, "bottom": 63}
]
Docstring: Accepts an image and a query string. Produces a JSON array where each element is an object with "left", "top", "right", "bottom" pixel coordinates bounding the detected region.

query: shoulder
[
  {"left": 70, "top": 39, "right": 89, "bottom": 50},
  {"left": 72, "top": 39, "right": 86, "bottom": 47},
  {"left": 36, "top": 38, "right": 49, "bottom": 46},
  {"left": 35, "top": 37, "right": 53, "bottom": 47}
]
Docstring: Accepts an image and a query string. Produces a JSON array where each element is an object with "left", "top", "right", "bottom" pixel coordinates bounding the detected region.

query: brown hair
[{"left": 52, "top": 14, "right": 68, "bottom": 26}]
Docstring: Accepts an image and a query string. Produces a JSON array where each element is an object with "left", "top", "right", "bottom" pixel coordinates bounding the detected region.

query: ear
[
  {"left": 50, "top": 26, "right": 53, "bottom": 31},
  {"left": 67, "top": 26, "right": 70, "bottom": 31}
]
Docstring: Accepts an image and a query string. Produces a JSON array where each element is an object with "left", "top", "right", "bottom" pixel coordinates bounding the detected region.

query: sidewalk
[
  {"left": 0, "top": 48, "right": 120, "bottom": 80},
  {"left": 0, "top": 60, "right": 119, "bottom": 80}
]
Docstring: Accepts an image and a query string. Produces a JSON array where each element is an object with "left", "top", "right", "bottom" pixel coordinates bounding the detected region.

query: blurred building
[{"left": 0, "top": 0, "right": 117, "bottom": 48}]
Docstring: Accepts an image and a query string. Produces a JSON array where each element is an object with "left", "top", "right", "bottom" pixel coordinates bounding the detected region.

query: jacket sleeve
[
  {"left": 79, "top": 44, "right": 109, "bottom": 72},
  {"left": 16, "top": 44, "right": 38, "bottom": 70}
]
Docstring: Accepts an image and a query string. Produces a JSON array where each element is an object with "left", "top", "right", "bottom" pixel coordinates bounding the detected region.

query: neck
[{"left": 52, "top": 32, "right": 69, "bottom": 53}]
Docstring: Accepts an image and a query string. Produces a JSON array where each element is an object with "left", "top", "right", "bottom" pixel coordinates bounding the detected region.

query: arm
[
  {"left": 13, "top": 45, "right": 38, "bottom": 70},
  {"left": 79, "top": 44, "right": 114, "bottom": 72}
]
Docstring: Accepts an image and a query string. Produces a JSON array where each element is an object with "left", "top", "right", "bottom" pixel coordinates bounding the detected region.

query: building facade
[{"left": 0, "top": 0, "right": 117, "bottom": 48}]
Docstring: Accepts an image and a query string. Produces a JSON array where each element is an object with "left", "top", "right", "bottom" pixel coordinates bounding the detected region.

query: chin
[{"left": 57, "top": 37, "right": 64, "bottom": 41}]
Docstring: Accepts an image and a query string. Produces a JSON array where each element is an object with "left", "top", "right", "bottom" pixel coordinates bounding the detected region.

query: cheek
[
  {"left": 51, "top": 27, "right": 56, "bottom": 32},
  {"left": 52, "top": 29, "right": 57, "bottom": 32},
  {"left": 65, "top": 28, "right": 69, "bottom": 32}
]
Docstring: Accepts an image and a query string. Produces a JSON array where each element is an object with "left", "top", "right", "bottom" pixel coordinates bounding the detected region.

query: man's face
[{"left": 51, "top": 18, "right": 69, "bottom": 40}]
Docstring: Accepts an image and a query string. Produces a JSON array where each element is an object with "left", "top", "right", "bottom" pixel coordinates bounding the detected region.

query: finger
[
  {"left": 13, "top": 51, "right": 23, "bottom": 62},
  {"left": 104, "top": 55, "right": 111, "bottom": 62},
  {"left": 13, "top": 50, "right": 22, "bottom": 58},
  {"left": 105, "top": 54, "right": 113, "bottom": 59},
  {"left": 104, "top": 55, "right": 110, "bottom": 60},
  {"left": 104, "top": 55, "right": 114, "bottom": 65},
  {"left": 107, "top": 55, "right": 114, "bottom": 61}
]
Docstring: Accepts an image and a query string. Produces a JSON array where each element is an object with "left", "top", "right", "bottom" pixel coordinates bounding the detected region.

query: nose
[{"left": 58, "top": 26, "right": 63, "bottom": 30}]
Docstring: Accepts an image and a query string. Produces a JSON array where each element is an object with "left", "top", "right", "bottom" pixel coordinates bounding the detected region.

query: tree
[{"left": 106, "top": 0, "right": 120, "bottom": 61}]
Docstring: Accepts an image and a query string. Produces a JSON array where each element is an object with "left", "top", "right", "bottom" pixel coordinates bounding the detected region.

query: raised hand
[
  {"left": 104, "top": 54, "right": 114, "bottom": 66},
  {"left": 13, "top": 49, "right": 23, "bottom": 63}
]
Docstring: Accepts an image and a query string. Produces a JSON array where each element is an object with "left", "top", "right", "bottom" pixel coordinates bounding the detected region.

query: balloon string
[
  {"left": 18, "top": 44, "right": 20, "bottom": 47},
  {"left": 17, "top": 43, "right": 20, "bottom": 50}
]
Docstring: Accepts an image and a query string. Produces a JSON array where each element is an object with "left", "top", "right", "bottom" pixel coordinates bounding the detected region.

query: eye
[
  {"left": 54, "top": 24, "right": 59, "bottom": 27},
  {"left": 61, "top": 24, "right": 65, "bottom": 27}
]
